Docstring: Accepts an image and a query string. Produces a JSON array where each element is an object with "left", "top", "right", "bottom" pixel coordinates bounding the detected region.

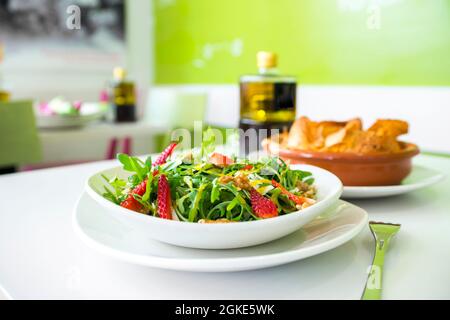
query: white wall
[
  {"left": 126, "top": 0, "right": 153, "bottom": 118},
  {"left": 148, "top": 85, "right": 450, "bottom": 154}
]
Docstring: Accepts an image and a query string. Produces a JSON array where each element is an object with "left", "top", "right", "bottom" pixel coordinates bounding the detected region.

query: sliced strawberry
[
  {"left": 131, "top": 180, "right": 147, "bottom": 196},
  {"left": 209, "top": 152, "right": 234, "bottom": 168},
  {"left": 153, "top": 141, "right": 179, "bottom": 167},
  {"left": 271, "top": 180, "right": 308, "bottom": 205},
  {"left": 120, "top": 197, "right": 145, "bottom": 213},
  {"left": 152, "top": 141, "right": 179, "bottom": 176},
  {"left": 121, "top": 139, "right": 177, "bottom": 213},
  {"left": 120, "top": 180, "right": 147, "bottom": 213},
  {"left": 157, "top": 174, "right": 172, "bottom": 220},
  {"left": 249, "top": 189, "right": 278, "bottom": 219}
]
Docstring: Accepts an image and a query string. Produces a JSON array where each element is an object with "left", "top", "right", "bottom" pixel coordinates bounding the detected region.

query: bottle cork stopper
[
  {"left": 257, "top": 51, "right": 277, "bottom": 69},
  {"left": 113, "top": 67, "right": 126, "bottom": 80}
]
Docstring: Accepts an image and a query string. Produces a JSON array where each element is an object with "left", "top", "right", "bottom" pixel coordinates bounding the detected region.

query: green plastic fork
[{"left": 361, "top": 221, "right": 401, "bottom": 300}]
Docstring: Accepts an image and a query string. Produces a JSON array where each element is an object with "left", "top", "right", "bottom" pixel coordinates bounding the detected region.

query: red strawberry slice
[
  {"left": 157, "top": 174, "right": 172, "bottom": 220},
  {"left": 121, "top": 139, "right": 178, "bottom": 213},
  {"left": 249, "top": 189, "right": 278, "bottom": 219},
  {"left": 153, "top": 141, "right": 179, "bottom": 167},
  {"left": 209, "top": 152, "right": 234, "bottom": 168},
  {"left": 152, "top": 141, "right": 179, "bottom": 176},
  {"left": 131, "top": 180, "right": 147, "bottom": 196},
  {"left": 271, "top": 180, "right": 308, "bottom": 205},
  {"left": 120, "top": 180, "right": 147, "bottom": 213},
  {"left": 120, "top": 197, "right": 145, "bottom": 213}
]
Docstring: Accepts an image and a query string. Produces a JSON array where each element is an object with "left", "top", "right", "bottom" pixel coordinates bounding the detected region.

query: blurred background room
[{"left": 0, "top": 0, "right": 449, "bottom": 173}]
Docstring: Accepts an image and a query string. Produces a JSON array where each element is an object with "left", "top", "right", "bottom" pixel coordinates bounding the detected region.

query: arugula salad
[{"left": 102, "top": 131, "right": 317, "bottom": 223}]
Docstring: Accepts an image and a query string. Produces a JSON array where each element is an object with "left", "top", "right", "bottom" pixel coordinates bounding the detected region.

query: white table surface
[{"left": 0, "top": 154, "right": 449, "bottom": 300}]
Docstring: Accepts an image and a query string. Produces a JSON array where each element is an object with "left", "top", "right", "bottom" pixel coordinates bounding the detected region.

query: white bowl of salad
[{"left": 85, "top": 138, "right": 343, "bottom": 249}]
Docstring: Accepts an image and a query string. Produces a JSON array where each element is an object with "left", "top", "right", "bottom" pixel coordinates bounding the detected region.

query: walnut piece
[
  {"left": 218, "top": 172, "right": 252, "bottom": 191},
  {"left": 198, "top": 218, "right": 235, "bottom": 224}
]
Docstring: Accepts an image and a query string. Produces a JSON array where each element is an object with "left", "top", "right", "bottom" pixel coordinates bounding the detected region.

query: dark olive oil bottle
[
  {"left": 110, "top": 67, "right": 136, "bottom": 122},
  {"left": 239, "top": 52, "right": 296, "bottom": 155},
  {"left": 0, "top": 90, "right": 9, "bottom": 102}
]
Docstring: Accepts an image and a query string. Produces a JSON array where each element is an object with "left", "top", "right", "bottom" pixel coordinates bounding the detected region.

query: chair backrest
[
  {"left": 0, "top": 100, "right": 41, "bottom": 167},
  {"left": 144, "top": 88, "right": 207, "bottom": 130}
]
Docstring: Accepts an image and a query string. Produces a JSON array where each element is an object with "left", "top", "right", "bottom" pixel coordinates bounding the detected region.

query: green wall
[{"left": 154, "top": 0, "right": 450, "bottom": 86}]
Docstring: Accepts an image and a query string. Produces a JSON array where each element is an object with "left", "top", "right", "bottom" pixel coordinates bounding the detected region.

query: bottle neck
[
  {"left": 113, "top": 76, "right": 126, "bottom": 83},
  {"left": 0, "top": 65, "right": 4, "bottom": 87},
  {"left": 258, "top": 67, "right": 279, "bottom": 76}
]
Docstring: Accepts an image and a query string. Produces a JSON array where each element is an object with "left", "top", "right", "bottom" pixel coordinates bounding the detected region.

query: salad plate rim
[{"left": 73, "top": 194, "right": 367, "bottom": 272}]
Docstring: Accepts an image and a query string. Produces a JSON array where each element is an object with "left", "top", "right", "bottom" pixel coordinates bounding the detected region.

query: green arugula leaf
[
  {"left": 210, "top": 178, "right": 220, "bottom": 203},
  {"left": 102, "top": 185, "right": 119, "bottom": 204},
  {"left": 226, "top": 197, "right": 239, "bottom": 212},
  {"left": 117, "top": 153, "right": 133, "bottom": 171},
  {"left": 117, "top": 153, "right": 148, "bottom": 181},
  {"left": 142, "top": 173, "right": 153, "bottom": 202},
  {"left": 145, "top": 156, "right": 152, "bottom": 170},
  {"left": 188, "top": 183, "right": 208, "bottom": 222}
]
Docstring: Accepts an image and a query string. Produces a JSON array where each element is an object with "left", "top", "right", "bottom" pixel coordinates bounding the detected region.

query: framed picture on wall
[{"left": 0, "top": 0, "right": 126, "bottom": 101}]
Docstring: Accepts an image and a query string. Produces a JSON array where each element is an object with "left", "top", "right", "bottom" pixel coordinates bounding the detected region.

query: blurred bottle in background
[
  {"left": 110, "top": 67, "right": 136, "bottom": 122},
  {"left": 0, "top": 43, "right": 11, "bottom": 102},
  {"left": 239, "top": 51, "right": 296, "bottom": 154}
]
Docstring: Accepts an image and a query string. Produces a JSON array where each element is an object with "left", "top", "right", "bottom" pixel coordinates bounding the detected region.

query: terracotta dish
[{"left": 263, "top": 137, "right": 420, "bottom": 186}]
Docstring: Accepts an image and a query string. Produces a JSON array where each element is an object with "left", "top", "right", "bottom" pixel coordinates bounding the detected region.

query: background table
[
  {"left": 0, "top": 154, "right": 449, "bottom": 299},
  {"left": 37, "top": 122, "right": 167, "bottom": 164}
]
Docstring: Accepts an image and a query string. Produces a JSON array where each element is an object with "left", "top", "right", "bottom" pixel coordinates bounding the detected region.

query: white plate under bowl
[
  {"left": 342, "top": 165, "right": 445, "bottom": 199},
  {"left": 73, "top": 193, "right": 368, "bottom": 272},
  {"left": 85, "top": 164, "right": 343, "bottom": 249}
]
